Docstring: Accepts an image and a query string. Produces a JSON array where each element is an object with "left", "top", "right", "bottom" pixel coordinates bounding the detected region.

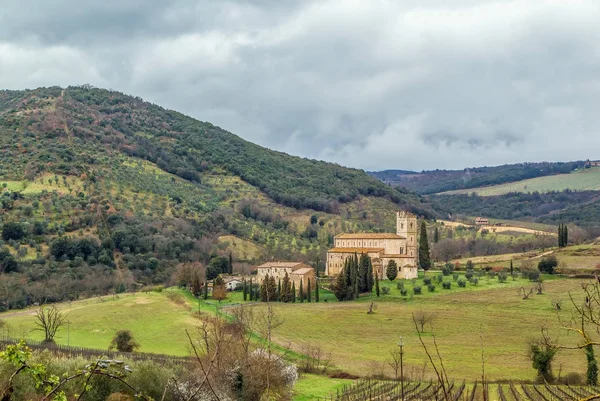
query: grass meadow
[
  {"left": 441, "top": 167, "right": 600, "bottom": 196},
  {"left": 1, "top": 275, "right": 597, "bottom": 393}
]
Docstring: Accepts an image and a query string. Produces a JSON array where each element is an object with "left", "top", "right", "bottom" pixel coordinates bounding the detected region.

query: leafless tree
[
  {"left": 301, "top": 343, "right": 332, "bottom": 374},
  {"left": 35, "top": 306, "right": 67, "bottom": 343},
  {"left": 519, "top": 287, "right": 533, "bottom": 300},
  {"left": 414, "top": 311, "right": 435, "bottom": 333},
  {"left": 386, "top": 349, "right": 402, "bottom": 380}
]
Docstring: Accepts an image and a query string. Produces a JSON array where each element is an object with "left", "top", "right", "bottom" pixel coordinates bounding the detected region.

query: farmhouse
[
  {"left": 475, "top": 217, "right": 489, "bottom": 225},
  {"left": 325, "top": 211, "right": 418, "bottom": 279},
  {"left": 256, "top": 261, "right": 315, "bottom": 287}
]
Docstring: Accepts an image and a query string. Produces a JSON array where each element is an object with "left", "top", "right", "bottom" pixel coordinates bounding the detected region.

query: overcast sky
[{"left": 1, "top": 1, "right": 599, "bottom": 171}]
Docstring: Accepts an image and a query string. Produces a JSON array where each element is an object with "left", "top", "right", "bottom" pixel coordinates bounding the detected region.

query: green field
[
  {"left": 1, "top": 276, "right": 596, "bottom": 386},
  {"left": 441, "top": 167, "right": 600, "bottom": 196},
  {"left": 252, "top": 277, "right": 591, "bottom": 382},
  {"left": 0, "top": 290, "right": 198, "bottom": 356}
]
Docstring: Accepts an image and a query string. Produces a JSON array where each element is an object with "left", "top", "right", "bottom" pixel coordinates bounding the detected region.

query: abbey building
[{"left": 325, "top": 211, "right": 419, "bottom": 279}]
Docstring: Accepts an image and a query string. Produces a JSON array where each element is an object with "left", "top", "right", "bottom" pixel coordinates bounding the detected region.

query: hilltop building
[
  {"left": 256, "top": 261, "right": 316, "bottom": 288},
  {"left": 325, "top": 211, "right": 418, "bottom": 279},
  {"left": 475, "top": 217, "right": 489, "bottom": 225}
]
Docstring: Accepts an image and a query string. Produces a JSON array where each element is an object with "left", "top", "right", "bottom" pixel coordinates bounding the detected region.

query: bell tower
[{"left": 396, "top": 210, "right": 418, "bottom": 259}]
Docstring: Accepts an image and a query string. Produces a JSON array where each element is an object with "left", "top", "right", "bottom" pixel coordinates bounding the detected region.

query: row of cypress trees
[
  {"left": 332, "top": 253, "right": 377, "bottom": 301},
  {"left": 558, "top": 223, "right": 569, "bottom": 247},
  {"left": 242, "top": 273, "right": 320, "bottom": 303}
]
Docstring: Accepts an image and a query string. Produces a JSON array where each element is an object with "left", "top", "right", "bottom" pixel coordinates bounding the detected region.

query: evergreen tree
[
  {"left": 510, "top": 260, "right": 514, "bottom": 276},
  {"left": 353, "top": 253, "right": 359, "bottom": 299},
  {"left": 260, "top": 274, "right": 277, "bottom": 302},
  {"left": 307, "top": 278, "right": 312, "bottom": 302},
  {"left": 281, "top": 272, "right": 293, "bottom": 302},
  {"left": 299, "top": 279, "right": 304, "bottom": 303},
  {"left": 418, "top": 221, "right": 432, "bottom": 270},
  {"left": 375, "top": 273, "right": 380, "bottom": 297},
  {"left": 203, "top": 278, "right": 208, "bottom": 300},
  {"left": 433, "top": 226, "right": 439, "bottom": 243},
  {"left": 366, "top": 256, "right": 374, "bottom": 293},
  {"left": 315, "top": 256, "right": 320, "bottom": 278},
  {"left": 358, "top": 253, "right": 368, "bottom": 292},
  {"left": 292, "top": 282, "right": 296, "bottom": 303},
  {"left": 228, "top": 252, "right": 233, "bottom": 274},
  {"left": 243, "top": 279, "right": 247, "bottom": 301},
  {"left": 277, "top": 278, "right": 281, "bottom": 302},
  {"left": 249, "top": 278, "right": 253, "bottom": 301},
  {"left": 564, "top": 225, "right": 569, "bottom": 246},
  {"left": 386, "top": 260, "right": 398, "bottom": 281},
  {"left": 344, "top": 258, "right": 354, "bottom": 300},
  {"left": 558, "top": 224, "right": 563, "bottom": 247},
  {"left": 587, "top": 344, "right": 598, "bottom": 385},
  {"left": 333, "top": 264, "right": 349, "bottom": 301},
  {"left": 315, "top": 278, "right": 319, "bottom": 302}
]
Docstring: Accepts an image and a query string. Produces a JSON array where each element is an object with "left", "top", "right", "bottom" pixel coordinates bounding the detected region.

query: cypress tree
[
  {"left": 299, "top": 279, "right": 304, "bottom": 303},
  {"left": 366, "top": 256, "right": 374, "bottom": 293},
  {"left": 292, "top": 282, "right": 296, "bottom": 303},
  {"left": 587, "top": 343, "right": 598, "bottom": 385},
  {"left": 375, "top": 273, "right": 380, "bottom": 297},
  {"left": 344, "top": 258, "right": 354, "bottom": 300},
  {"left": 510, "top": 260, "right": 514, "bottom": 276},
  {"left": 281, "top": 272, "right": 292, "bottom": 302},
  {"left": 277, "top": 278, "right": 281, "bottom": 302},
  {"left": 564, "top": 225, "right": 569, "bottom": 246},
  {"left": 358, "top": 253, "right": 369, "bottom": 293},
  {"left": 315, "top": 278, "right": 319, "bottom": 302},
  {"left": 307, "top": 278, "right": 312, "bottom": 302},
  {"left": 249, "top": 278, "right": 253, "bottom": 301},
  {"left": 243, "top": 279, "right": 247, "bottom": 301},
  {"left": 203, "top": 279, "right": 208, "bottom": 300},
  {"left": 315, "top": 256, "right": 320, "bottom": 278},
  {"left": 558, "top": 224, "right": 563, "bottom": 247},
  {"left": 434, "top": 226, "right": 439, "bottom": 243},
  {"left": 228, "top": 252, "right": 233, "bottom": 274},
  {"left": 352, "top": 253, "right": 359, "bottom": 299},
  {"left": 418, "top": 221, "right": 432, "bottom": 270}
]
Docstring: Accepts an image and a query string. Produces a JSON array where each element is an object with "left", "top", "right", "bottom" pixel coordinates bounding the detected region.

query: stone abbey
[{"left": 325, "top": 211, "right": 419, "bottom": 279}]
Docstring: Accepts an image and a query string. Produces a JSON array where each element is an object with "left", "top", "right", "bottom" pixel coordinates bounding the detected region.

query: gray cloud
[{"left": 1, "top": 0, "right": 599, "bottom": 171}]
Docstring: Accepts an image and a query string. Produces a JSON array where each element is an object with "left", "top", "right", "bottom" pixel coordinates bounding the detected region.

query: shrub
[
  {"left": 538, "top": 255, "right": 558, "bottom": 274},
  {"left": 427, "top": 284, "right": 436, "bottom": 292},
  {"left": 381, "top": 286, "right": 390, "bottom": 295},
  {"left": 396, "top": 281, "right": 404, "bottom": 290},
  {"left": 465, "top": 269, "right": 474, "bottom": 280},
  {"left": 436, "top": 274, "right": 443, "bottom": 284},
  {"left": 522, "top": 268, "right": 541, "bottom": 281},
  {"left": 442, "top": 281, "right": 451, "bottom": 290},
  {"left": 109, "top": 330, "right": 140, "bottom": 353},
  {"left": 423, "top": 277, "right": 432, "bottom": 285},
  {"left": 452, "top": 273, "right": 459, "bottom": 281},
  {"left": 400, "top": 288, "right": 408, "bottom": 296},
  {"left": 471, "top": 277, "right": 479, "bottom": 285},
  {"left": 498, "top": 272, "right": 508, "bottom": 283},
  {"left": 457, "top": 279, "right": 467, "bottom": 287},
  {"left": 442, "top": 263, "right": 453, "bottom": 276},
  {"left": 413, "top": 286, "right": 422, "bottom": 295}
]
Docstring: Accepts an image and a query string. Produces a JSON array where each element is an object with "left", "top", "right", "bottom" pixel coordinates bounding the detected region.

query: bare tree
[
  {"left": 519, "top": 287, "right": 533, "bottom": 300},
  {"left": 414, "top": 311, "right": 435, "bottom": 333},
  {"left": 386, "top": 349, "right": 402, "bottom": 380},
  {"left": 35, "top": 306, "right": 67, "bottom": 343}
]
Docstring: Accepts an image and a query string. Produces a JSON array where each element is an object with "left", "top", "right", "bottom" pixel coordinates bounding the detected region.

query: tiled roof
[
  {"left": 257, "top": 262, "right": 309, "bottom": 270},
  {"left": 327, "top": 247, "right": 385, "bottom": 253},
  {"left": 335, "top": 233, "right": 404, "bottom": 239},
  {"left": 291, "top": 267, "right": 314, "bottom": 275}
]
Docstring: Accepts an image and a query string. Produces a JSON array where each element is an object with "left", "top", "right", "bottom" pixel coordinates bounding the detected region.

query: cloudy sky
[{"left": 1, "top": 1, "right": 599, "bottom": 171}]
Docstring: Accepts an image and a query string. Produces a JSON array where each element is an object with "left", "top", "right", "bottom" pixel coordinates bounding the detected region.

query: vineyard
[{"left": 327, "top": 379, "right": 600, "bottom": 401}]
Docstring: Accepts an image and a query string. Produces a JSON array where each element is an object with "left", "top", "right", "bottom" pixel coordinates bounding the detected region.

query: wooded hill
[
  {"left": 0, "top": 86, "right": 437, "bottom": 309},
  {"left": 370, "top": 161, "right": 585, "bottom": 195}
]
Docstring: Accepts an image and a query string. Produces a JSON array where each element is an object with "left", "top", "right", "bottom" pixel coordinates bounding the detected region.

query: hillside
[
  {"left": 0, "top": 86, "right": 437, "bottom": 310},
  {"left": 370, "top": 161, "right": 585, "bottom": 195},
  {"left": 440, "top": 166, "right": 600, "bottom": 196}
]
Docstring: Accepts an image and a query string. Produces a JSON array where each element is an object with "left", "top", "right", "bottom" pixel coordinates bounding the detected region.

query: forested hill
[
  {"left": 0, "top": 86, "right": 437, "bottom": 309},
  {"left": 370, "top": 162, "right": 585, "bottom": 195},
  {"left": 0, "top": 86, "right": 431, "bottom": 215}
]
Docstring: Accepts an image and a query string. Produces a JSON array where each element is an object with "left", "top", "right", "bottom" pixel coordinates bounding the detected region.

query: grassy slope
[
  {"left": 293, "top": 374, "right": 353, "bottom": 401},
  {"left": 441, "top": 167, "right": 600, "bottom": 196},
  {"left": 252, "top": 277, "right": 589, "bottom": 381},
  {"left": 0, "top": 290, "right": 197, "bottom": 356}
]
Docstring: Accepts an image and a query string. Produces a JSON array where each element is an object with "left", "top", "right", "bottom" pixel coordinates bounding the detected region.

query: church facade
[{"left": 325, "top": 211, "right": 419, "bottom": 279}]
